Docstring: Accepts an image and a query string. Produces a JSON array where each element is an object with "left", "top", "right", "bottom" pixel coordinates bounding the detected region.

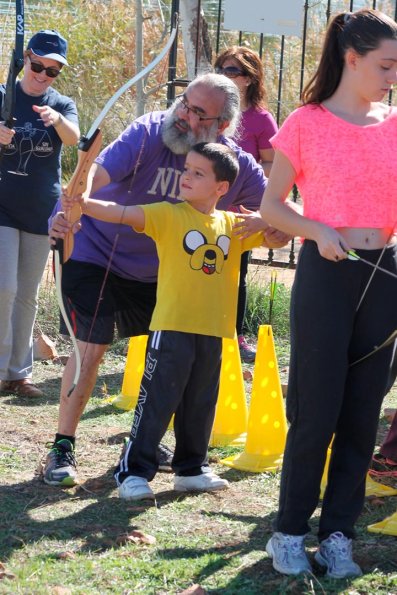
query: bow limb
[
  {"left": 350, "top": 330, "right": 397, "bottom": 367},
  {"left": 53, "top": 130, "right": 102, "bottom": 396},
  {"left": 53, "top": 246, "right": 81, "bottom": 396},
  {"left": 61, "top": 16, "right": 179, "bottom": 262},
  {"left": 348, "top": 227, "right": 397, "bottom": 366},
  {"left": 53, "top": 16, "right": 178, "bottom": 390},
  {"left": 0, "top": 0, "right": 24, "bottom": 172}
]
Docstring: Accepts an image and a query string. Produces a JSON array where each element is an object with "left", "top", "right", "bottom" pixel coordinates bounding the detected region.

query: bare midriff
[{"left": 337, "top": 227, "right": 397, "bottom": 250}]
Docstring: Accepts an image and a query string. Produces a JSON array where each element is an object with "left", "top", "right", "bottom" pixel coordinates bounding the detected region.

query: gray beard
[{"left": 161, "top": 107, "right": 219, "bottom": 154}]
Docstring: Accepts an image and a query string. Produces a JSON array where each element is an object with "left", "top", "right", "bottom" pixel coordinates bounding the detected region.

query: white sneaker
[
  {"left": 118, "top": 475, "right": 155, "bottom": 501},
  {"left": 315, "top": 532, "right": 362, "bottom": 578},
  {"left": 266, "top": 532, "right": 312, "bottom": 575},
  {"left": 174, "top": 471, "right": 229, "bottom": 492}
]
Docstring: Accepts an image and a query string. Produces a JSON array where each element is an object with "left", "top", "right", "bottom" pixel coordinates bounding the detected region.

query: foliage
[
  {"left": 244, "top": 271, "right": 291, "bottom": 340},
  {"left": 1, "top": 0, "right": 175, "bottom": 178},
  {"left": 1, "top": 3, "right": 396, "bottom": 591},
  {"left": 34, "top": 0, "right": 171, "bottom": 125},
  {"left": 0, "top": 353, "right": 397, "bottom": 593}
]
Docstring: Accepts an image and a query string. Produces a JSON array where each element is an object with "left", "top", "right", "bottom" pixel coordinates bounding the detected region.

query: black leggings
[{"left": 276, "top": 240, "right": 397, "bottom": 541}]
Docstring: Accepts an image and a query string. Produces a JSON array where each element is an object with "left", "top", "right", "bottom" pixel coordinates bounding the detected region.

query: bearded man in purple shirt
[{"left": 44, "top": 73, "right": 289, "bottom": 487}]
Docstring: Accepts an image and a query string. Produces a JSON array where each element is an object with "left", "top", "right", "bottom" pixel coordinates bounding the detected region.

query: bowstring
[
  {"left": 350, "top": 227, "right": 397, "bottom": 366},
  {"left": 354, "top": 240, "right": 390, "bottom": 312},
  {"left": 77, "top": 36, "right": 172, "bottom": 377}
]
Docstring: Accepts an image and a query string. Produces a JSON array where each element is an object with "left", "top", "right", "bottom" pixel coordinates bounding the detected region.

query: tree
[{"left": 180, "top": 0, "right": 212, "bottom": 78}]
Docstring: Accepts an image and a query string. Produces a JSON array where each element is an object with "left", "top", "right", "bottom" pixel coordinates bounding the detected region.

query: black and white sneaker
[
  {"left": 158, "top": 443, "right": 173, "bottom": 473},
  {"left": 121, "top": 438, "right": 173, "bottom": 473},
  {"left": 43, "top": 439, "right": 78, "bottom": 486}
]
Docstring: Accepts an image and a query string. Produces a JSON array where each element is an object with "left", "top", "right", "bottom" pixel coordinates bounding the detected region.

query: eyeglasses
[
  {"left": 28, "top": 55, "right": 61, "bottom": 78},
  {"left": 177, "top": 96, "right": 220, "bottom": 122},
  {"left": 215, "top": 66, "right": 245, "bottom": 79}
]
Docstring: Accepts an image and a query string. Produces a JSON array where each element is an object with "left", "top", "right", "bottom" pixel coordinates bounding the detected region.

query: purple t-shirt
[
  {"left": 236, "top": 107, "right": 278, "bottom": 162},
  {"left": 52, "top": 110, "right": 266, "bottom": 281}
]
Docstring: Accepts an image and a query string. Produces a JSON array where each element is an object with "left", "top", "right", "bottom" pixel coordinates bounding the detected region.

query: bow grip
[{"left": 62, "top": 128, "right": 103, "bottom": 263}]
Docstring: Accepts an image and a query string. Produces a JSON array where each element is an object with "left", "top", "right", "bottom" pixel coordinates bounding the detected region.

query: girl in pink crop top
[{"left": 261, "top": 8, "right": 397, "bottom": 579}]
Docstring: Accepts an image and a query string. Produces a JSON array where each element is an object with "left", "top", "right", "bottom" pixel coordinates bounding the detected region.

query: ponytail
[{"left": 302, "top": 9, "right": 397, "bottom": 105}]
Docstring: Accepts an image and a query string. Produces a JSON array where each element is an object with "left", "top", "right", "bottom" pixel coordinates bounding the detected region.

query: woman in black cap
[{"left": 0, "top": 29, "right": 79, "bottom": 397}]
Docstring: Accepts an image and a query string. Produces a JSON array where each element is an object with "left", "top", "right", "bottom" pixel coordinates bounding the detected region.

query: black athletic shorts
[{"left": 58, "top": 259, "right": 157, "bottom": 344}]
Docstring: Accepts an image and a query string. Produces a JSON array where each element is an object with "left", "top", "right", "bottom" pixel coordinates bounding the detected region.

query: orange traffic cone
[
  {"left": 320, "top": 446, "right": 397, "bottom": 499},
  {"left": 209, "top": 336, "right": 248, "bottom": 447},
  {"left": 221, "top": 324, "right": 287, "bottom": 472},
  {"left": 111, "top": 335, "right": 148, "bottom": 410}
]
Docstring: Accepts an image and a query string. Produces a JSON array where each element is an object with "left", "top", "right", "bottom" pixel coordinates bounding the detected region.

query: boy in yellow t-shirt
[{"left": 62, "top": 142, "right": 267, "bottom": 501}]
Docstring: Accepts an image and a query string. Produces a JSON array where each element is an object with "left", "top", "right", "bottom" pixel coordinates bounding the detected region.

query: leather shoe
[{"left": 0, "top": 379, "right": 44, "bottom": 397}]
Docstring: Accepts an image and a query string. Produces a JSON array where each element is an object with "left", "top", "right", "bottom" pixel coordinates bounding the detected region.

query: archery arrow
[
  {"left": 347, "top": 249, "right": 397, "bottom": 281},
  {"left": 268, "top": 269, "right": 278, "bottom": 326}
]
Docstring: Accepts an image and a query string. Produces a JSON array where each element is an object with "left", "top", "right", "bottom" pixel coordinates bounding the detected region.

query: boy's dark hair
[{"left": 191, "top": 142, "right": 239, "bottom": 187}]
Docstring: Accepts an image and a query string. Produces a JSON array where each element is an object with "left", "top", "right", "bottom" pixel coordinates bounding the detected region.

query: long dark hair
[
  {"left": 214, "top": 46, "right": 268, "bottom": 109},
  {"left": 302, "top": 8, "right": 397, "bottom": 105}
]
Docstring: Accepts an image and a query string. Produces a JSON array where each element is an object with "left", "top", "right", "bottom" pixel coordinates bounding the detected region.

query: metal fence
[
  {"left": 164, "top": 0, "right": 397, "bottom": 267},
  {"left": 0, "top": 0, "right": 51, "bottom": 67},
  {"left": 2, "top": 0, "right": 397, "bottom": 269}
]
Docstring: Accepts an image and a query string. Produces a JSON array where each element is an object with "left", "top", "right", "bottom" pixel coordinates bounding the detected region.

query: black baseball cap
[{"left": 27, "top": 29, "right": 68, "bottom": 65}]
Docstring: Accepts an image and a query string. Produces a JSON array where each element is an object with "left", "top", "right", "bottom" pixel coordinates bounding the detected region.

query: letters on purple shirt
[{"left": 50, "top": 110, "right": 266, "bottom": 281}]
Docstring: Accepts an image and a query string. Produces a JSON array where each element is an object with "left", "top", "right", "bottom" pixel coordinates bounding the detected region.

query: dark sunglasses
[
  {"left": 28, "top": 55, "right": 61, "bottom": 78},
  {"left": 215, "top": 66, "right": 245, "bottom": 79}
]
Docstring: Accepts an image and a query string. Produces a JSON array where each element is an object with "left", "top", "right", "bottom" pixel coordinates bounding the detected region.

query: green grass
[
  {"left": 245, "top": 279, "right": 291, "bottom": 340},
  {"left": 0, "top": 445, "right": 23, "bottom": 474},
  {"left": 1, "top": 275, "right": 396, "bottom": 593},
  {"left": 1, "top": 354, "right": 397, "bottom": 593}
]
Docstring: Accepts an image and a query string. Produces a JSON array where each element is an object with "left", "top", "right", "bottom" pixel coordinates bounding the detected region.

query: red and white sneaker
[
  {"left": 368, "top": 453, "right": 397, "bottom": 478},
  {"left": 238, "top": 335, "right": 256, "bottom": 363}
]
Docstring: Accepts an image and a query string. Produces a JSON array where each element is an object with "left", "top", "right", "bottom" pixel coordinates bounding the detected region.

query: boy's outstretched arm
[
  {"left": 81, "top": 198, "right": 145, "bottom": 231},
  {"left": 61, "top": 192, "right": 145, "bottom": 232}
]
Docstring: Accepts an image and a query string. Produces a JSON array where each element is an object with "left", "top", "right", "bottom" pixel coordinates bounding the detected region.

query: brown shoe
[
  {"left": 384, "top": 408, "right": 397, "bottom": 424},
  {"left": 0, "top": 379, "right": 44, "bottom": 397}
]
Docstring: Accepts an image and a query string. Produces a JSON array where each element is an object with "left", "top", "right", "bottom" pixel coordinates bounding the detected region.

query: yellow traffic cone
[
  {"left": 209, "top": 336, "right": 248, "bottom": 447},
  {"left": 220, "top": 324, "right": 287, "bottom": 472},
  {"left": 368, "top": 511, "right": 397, "bottom": 535},
  {"left": 365, "top": 474, "right": 397, "bottom": 498},
  {"left": 111, "top": 335, "right": 148, "bottom": 410},
  {"left": 320, "top": 447, "right": 397, "bottom": 499}
]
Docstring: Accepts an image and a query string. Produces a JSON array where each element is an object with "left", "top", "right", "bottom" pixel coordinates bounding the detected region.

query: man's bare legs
[
  {"left": 58, "top": 340, "right": 109, "bottom": 436},
  {"left": 43, "top": 340, "right": 108, "bottom": 486}
]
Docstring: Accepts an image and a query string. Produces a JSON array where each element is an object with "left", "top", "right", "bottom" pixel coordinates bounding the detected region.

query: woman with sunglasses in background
[
  {"left": 214, "top": 47, "right": 278, "bottom": 363},
  {"left": 0, "top": 29, "right": 79, "bottom": 397}
]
